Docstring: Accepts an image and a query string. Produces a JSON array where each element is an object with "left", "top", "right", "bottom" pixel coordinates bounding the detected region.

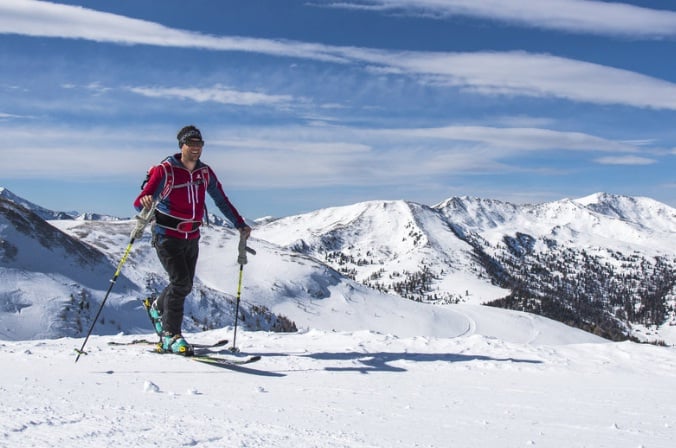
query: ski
[
  {"left": 138, "top": 348, "right": 280, "bottom": 375},
  {"left": 192, "top": 354, "right": 284, "bottom": 376},
  {"left": 109, "top": 338, "right": 229, "bottom": 350},
  {"left": 148, "top": 349, "right": 261, "bottom": 366},
  {"left": 192, "top": 354, "right": 262, "bottom": 366},
  {"left": 108, "top": 338, "right": 157, "bottom": 346}
]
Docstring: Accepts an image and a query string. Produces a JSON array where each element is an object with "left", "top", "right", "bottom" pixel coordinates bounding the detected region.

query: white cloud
[
  {"left": 0, "top": 112, "right": 29, "bottom": 119},
  {"left": 1, "top": 124, "right": 173, "bottom": 179},
  {"left": 215, "top": 137, "right": 371, "bottom": 154},
  {"left": 320, "top": 0, "right": 676, "bottom": 38},
  {"left": 4, "top": 1, "right": 676, "bottom": 110},
  {"left": 127, "top": 85, "right": 294, "bottom": 107},
  {"left": 0, "top": 0, "right": 349, "bottom": 62},
  {"left": 378, "top": 125, "right": 639, "bottom": 153},
  {"left": 595, "top": 155, "right": 657, "bottom": 165},
  {"left": 1, "top": 119, "right": 665, "bottom": 193},
  {"left": 204, "top": 124, "right": 653, "bottom": 188},
  {"left": 493, "top": 115, "right": 557, "bottom": 128},
  {"left": 372, "top": 50, "right": 676, "bottom": 110}
]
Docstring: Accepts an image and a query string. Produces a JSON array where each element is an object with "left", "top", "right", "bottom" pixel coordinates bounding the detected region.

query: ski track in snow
[{"left": 2, "top": 329, "right": 676, "bottom": 448}]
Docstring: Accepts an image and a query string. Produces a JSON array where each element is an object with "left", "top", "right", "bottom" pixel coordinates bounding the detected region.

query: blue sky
[{"left": 2, "top": 0, "right": 676, "bottom": 219}]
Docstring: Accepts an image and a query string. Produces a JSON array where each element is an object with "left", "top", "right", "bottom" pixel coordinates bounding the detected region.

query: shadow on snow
[{"left": 262, "top": 351, "right": 543, "bottom": 374}]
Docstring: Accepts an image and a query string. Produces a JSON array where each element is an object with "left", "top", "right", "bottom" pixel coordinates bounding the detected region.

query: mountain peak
[
  {"left": 434, "top": 195, "right": 519, "bottom": 230},
  {"left": 0, "top": 187, "right": 78, "bottom": 220},
  {"left": 572, "top": 192, "right": 676, "bottom": 232},
  {"left": 0, "top": 186, "right": 125, "bottom": 221},
  {"left": 574, "top": 191, "right": 615, "bottom": 205}
]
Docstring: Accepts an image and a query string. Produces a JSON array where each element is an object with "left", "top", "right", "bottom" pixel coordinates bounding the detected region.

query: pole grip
[
  {"left": 130, "top": 201, "right": 156, "bottom": 240},
  {"left": 237, "top": 232, "right": 248, "bottom": 265}
]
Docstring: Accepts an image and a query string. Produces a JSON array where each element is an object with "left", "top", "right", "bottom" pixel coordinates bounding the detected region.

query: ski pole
[
  {"left": 74, "top": 202, "right": 156, "bottom": 362},
  {"left": 230, "top": 232, "right": 255, "bottom": 353}
]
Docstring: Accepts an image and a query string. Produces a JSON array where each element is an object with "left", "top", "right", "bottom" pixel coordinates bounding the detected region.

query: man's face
[{"left": 181, "top": 138, "right": 204, "bottom": 162}]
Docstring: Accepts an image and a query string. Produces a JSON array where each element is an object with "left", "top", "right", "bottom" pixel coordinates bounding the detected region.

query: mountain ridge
[
  {"left": 255, "top": 192, "right": 676, "bottom": 343},
  {"left": 1, "top": 187, "right": 674, "bottom": 344}
]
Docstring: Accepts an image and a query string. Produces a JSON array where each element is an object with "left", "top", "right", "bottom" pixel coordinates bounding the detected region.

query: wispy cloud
[
  {"left": 5, "top": 122, "right": 651, "bottom": 186},
  {"left": 378, "top": 125, "right": 639, "bottom": 153},
  {"left": 368, "top": 50, "right": 676, "bottom": 110},
  {"left": 595, "top": 155, "right": 657, "bottom": 165},
  {"left": 0, "top": 112, "right": 31, "bottom": 119},
  {"left": 126, "top": 85, "right": 295, "bottom": 107},
  {"left": 4, "top": 1, "right": 676, "bottom": 111},
  {"left": 0, "top": 0, "right": 350, "bottom": 62},
  {"left": 317, "top": 0, "right": 676, "bottom": 39},
  {"left": 197, "top": 124, "right": 656, "bottom": 188}
]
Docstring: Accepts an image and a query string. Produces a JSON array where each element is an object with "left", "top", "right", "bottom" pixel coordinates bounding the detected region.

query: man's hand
[
  {"left": 139, "top": 195, "right": 154, "bottom": 209},
  {"left": 131, "top": 198, "right": 156, "bottom": 239},
  {"left": 239, "top": 226, "right": 252, "bottom": 239}
]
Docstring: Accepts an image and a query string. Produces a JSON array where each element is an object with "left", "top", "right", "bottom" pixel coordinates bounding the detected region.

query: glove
[{"left": 130, "top": 202, "right": 156, "bottom": 240}]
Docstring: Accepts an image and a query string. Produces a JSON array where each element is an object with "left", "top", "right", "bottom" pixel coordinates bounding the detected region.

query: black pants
[{"left": 154, "top": 235, "right": 199, "bottom": 336}]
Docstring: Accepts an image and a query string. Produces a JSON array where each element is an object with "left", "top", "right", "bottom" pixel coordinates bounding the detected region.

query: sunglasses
[{"left": 184, "top": 139, "right": 205, "bottom": 147}]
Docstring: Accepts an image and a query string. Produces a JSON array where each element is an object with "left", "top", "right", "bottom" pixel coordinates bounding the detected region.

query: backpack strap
[
  {"left": 200, "top": 166, "right": 211, "bottom": 227},
  {"left": 158, "top": 160, "right": 175, "bottom": 201},
  {"left": 201, "top": 165, "right": 210, "bottom": 187}
]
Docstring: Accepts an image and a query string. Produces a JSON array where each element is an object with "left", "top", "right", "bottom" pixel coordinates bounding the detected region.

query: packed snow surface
[{"left": 2, "top": 324, "right": 675, "bottom": 448}]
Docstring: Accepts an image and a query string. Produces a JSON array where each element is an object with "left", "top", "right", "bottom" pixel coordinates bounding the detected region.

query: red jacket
[{"left": 134, "top": 154, "right": 246, "bottom": 239}]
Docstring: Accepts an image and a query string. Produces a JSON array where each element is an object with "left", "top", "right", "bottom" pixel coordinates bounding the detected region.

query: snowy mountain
[
  {"left": 0, "top": 187, "right": 77, "bottom": 220},
  {"left": 255, "top": 194, "right": 676, "bottom": 343},
  {"left": 0, "top": 195, "right": 137, "bottom": 339},
  {"left": 0, "top": 193, "right": 293, "bottom": 340},
  {"left": 254, "top": 200, "right": 508, "bottom": 305},
  {"left": 3, "top": 188, "right": 676, "bottom": 447},
  {"left": 1, "top": 187, "right": 675, "bottom": 346},
  {"left": 0, "top": 187, "right": 121, "bottom": 221}
]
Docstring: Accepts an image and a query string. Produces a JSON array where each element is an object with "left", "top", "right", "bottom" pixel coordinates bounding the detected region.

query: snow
[
  {"left": 3, "top": 190, "right": 676, "bottom": 447},
  {"left": 2, "top": 327, "right": 675, "bottom": 448}
]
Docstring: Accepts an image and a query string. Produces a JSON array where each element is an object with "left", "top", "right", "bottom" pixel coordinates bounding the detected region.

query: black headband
[{"left": 178, "top": 128, "right": 203, "bottom": 146}]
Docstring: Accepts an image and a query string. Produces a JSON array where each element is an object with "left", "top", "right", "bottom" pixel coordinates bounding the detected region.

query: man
[{"left": 134, "top": 125, "right": 251, "bottom": 355}]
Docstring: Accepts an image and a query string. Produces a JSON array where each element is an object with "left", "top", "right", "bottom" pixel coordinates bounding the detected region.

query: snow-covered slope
[
  {"left": 2, "top": 187, "right": 675, "bottom": 345},
  {"left": 437, "top": 193, "right": 676, "bottom": 254},
  {"left": 256, "top": 193, "right": 676, "bottom": 343},
  {"left": 255, "top": 200, "right": 509, "bottom": 305},
  {"left": 0, "top": 187, "right": 77, "bottom": 220},
  {"left": 575, "top": 192, "right": 676, "bottom": 233},
  {"left": 1, "top": 188, "right": 605, "bottom": 346},
  {"left": 2, "top": 189, "right": 676, "bottom": 447},
  {"left": 1, "top": 328, "right": 675, "bottom": 448},
  {"left": 50, "top": 216, "right": 600, "bottom": 345},
  {"left": 0, "top": 197, "right": 143, "bottom": 339},
  {"left": 0, "top": 196, "right": 285, "bottom": 341},
  {"left": 256, "top": 194, "right": 676, "bottom": 303}
]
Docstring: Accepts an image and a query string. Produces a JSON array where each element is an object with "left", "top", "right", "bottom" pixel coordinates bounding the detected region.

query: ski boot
[
  {"left": 158, "top": 333, "right": 194, "bottom": 356},
  {"left": 143, "top": 297, "right": 163, "bottom": 336}
]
